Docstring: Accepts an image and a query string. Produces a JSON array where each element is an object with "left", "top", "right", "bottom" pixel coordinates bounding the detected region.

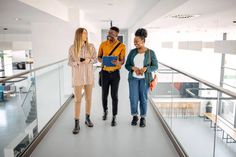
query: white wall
[
  {"left": 31, "top": 19, "right": 101, "bottom": 67},
  {"left": 19, "top": 0, "right": 69, "bottom": 21},
  {"left": 0, "top": 34, "right": 31, "bottom": 42},
  {"left": 11, "top": 50, "right": 26, "bottom": 62},
  {"left": 0, "top": 34, "right": 32, "bottom": 50},
  {"left": 0, "top": 41, "right": 12, "bottom": 50},
  {"left": 79, "top": 10, "right": 102, "bottom": 50},
  {"left": 87, "top": 26, "right": 101, "bottom": 51},
  {"left": 147, "top": 30, "right": 226, "bottom": 85},
  {"left": 31, "top": 22, "right": 74, "bottom": 67}
]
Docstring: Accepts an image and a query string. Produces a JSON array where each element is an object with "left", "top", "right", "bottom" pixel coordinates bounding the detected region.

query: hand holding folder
[{"left": 102, "top": 56, "right": 117, "bottom": 67}]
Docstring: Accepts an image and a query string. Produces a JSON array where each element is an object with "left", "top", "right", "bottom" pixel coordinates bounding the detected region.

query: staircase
[{"left": 25, "top": 96, "right": 37, "bottom": 123}]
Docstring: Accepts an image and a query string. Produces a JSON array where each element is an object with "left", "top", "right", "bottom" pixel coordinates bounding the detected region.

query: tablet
[{"left": 102, "top": 56, "right": 117, "bottom": 67}]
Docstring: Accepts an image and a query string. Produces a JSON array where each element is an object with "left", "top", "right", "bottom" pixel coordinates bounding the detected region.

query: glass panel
[
  {"left": 215, "top": 93, "right": 236, "bottom": 157},
  {"left": 0, "top": 60, "right": 72, "bottom": 157},
  {"left": 35, "top": 64, "right": 61, "bottom": 131},
  {"left": 3, "top": 50, "right": 13, "bottom": 77},
  {"left": 58, "top": 61, "right": 72, "bottom": 106},
  {"left": 173, "top": 72, "right": 215, "bottom": 157},
  {"left": 0, "top": 51, "right": 4, "bottom": 78},
  {"left": 150, "top": 63, "right": 236, "bottom": 157},
  {"left": 224, "top": 54, "right": 236, "bottom": 94},
  {"left": 219, "top": 98, "right": 235, "bottom": 125},
  {"left": 225, "top": 54, "right": 236, "bottom": 68},
  {"left": 0, "top": 73, "right": 36, "bottom": 157},
  {"left": 150, "top": 64, "right": 174, "bottom": 125},
  {"left": 224, "top": 69, "right": 236, "bottom": 86}
]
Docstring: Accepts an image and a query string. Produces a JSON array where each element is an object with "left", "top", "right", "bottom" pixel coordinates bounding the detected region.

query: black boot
[
  {"left": 85, "top": 114, "right": 94, "bottom": 127},
  {"left": 131, "top": 115, "right": 139, "bottom": 126},
  {"left": 111, "top": 116, "right": 117, "bottom": 126},
  {"left": 140, "top": 117, "right": 146, "bottom": 127},
  {"left": 103, "top": 110, "right": 108, "bottom": 120},
  {"left": 72, "top": 119, "right": 80, "bottom": 134}
]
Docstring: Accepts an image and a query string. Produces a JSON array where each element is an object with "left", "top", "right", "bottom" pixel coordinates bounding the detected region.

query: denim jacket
[{"left": 125, "top": 48, "right": 158, "bottom": 84}]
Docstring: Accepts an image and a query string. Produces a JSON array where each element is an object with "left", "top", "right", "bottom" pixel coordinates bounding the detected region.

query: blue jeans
[{"left": 128, "top": 78, "right": 149, "bottom": 117}]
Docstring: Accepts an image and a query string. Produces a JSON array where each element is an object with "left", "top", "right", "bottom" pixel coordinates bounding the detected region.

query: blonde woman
[{"left": 68, "top": 28, "right": 97, "bottom": 134}]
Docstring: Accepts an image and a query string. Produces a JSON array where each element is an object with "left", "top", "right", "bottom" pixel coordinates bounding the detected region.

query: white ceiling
[
  {"left": 1, "top": 0, "right": 236, "bottom": 35},
  {"left": 146, "top": 0, "right": 236, "bottom": 31},
  {"left": 57, "top": 0, "right": 160, "bottom": 28},
  {"left": 0, "top": 0, "right": 64, "bottom": 34}
]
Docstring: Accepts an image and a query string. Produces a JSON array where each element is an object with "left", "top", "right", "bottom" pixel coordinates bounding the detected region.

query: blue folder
[{"left": 102, "top": 56, "right": 117, "bottom": 67}]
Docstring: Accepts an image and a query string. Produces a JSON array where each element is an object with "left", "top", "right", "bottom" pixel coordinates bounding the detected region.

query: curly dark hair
[{"left": 135, "top": 28, "right": 147, "bottom": 42}]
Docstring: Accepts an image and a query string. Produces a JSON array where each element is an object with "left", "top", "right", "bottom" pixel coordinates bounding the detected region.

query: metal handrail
[
  {"left": 223, "top": 66, "right": 236, "bottom": 71},
  {"left": 1, "top": 59, "right": 236, "bottom": 98},
  {"left": 159, "top": 62, "right": 236, "bottom": 98},
  {"left": 223, "top": 82, "right": 236, "bottom": 89},
  {"left": 185, "top": 88, "right": 234, "bottom": 100},
  {"left": 0, "top": 59, "right": 67, "bottom": 83}
]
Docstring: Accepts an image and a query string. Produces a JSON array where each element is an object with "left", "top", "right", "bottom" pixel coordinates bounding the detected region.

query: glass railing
[
  {"left": 0, "top": 59, "right": 72, "bottom": 157},
  {"left": 149, "top": 62, "right": 236, "bottom": 157}
]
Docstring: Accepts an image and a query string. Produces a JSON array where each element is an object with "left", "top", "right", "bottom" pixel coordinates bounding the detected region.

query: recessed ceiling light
[
  {"left": 107, "top": 3, "right": 113, "bottom": 6},
  {"left": 146, "top": 27, "right": 160, "bottom": 29},
  {"left": 193, "top": 14, "right": 200, "bottom": 17},
  {"left": 233, "top": 21, "right": 236, "bottom": 24},
  {"left": 170, "top": 14, "right": 200, "bottom": 19},
  {"left": 15, "top": 17, "right": 21, "bottom": 21},
  {"left": 100, "top": 19, "right": 111, "bottom": 22},
  {"left": 3, "top": 28, "right": 8, "bottom": 31}
]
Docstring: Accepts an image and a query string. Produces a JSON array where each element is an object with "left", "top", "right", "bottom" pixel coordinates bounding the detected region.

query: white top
[{"left": 133, "top": 53, "right": 145, "bottom": 78}]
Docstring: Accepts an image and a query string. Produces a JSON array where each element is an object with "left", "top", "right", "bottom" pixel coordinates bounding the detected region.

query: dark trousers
[{"left": 101, "top": 70, "right": 120, "bottom": 116}]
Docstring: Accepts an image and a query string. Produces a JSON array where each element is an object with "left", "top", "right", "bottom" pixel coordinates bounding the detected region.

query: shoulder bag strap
[
  {"left": 108, "top": 42, "right": 121, "bottom": 56},
  {"left": 148, "top": 49, "right": 152, "bottom": 83},
  {"left": 98, "top": 41, "right": 121, "bottom": 58},
  {"left": 148, "top": 49, "right": 151, "bottom": 66}
]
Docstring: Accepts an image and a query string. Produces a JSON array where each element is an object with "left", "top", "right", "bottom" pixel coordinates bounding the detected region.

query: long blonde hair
[{"left": 73, "top": 27, "right": 92, "bottom": 57}]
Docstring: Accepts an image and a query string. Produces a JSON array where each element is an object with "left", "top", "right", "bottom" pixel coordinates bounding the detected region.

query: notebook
[{"left": 102, "top": 56, "right": 117, "bottom": 67}]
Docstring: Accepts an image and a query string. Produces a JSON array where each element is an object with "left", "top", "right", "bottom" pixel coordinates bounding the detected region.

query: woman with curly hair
[{"left": 125, "top": 28, "right": 158, "bottom": 127}]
